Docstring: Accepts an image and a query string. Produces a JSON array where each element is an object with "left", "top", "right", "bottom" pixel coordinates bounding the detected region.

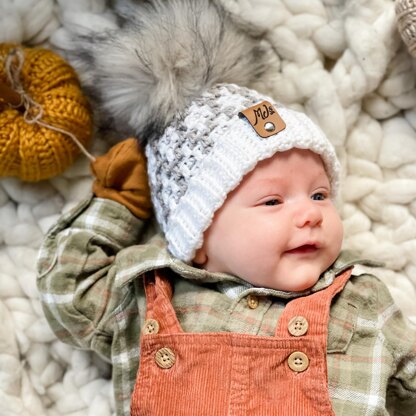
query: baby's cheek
[
  {"left": 335, "top": 221, "right": 344, "bottom": 252},
  {"left": 329, "top": 211, "right": 344, "bottom": 247},
  {"left": 327, "top": 232, "right": 343, "bottom": 266}
]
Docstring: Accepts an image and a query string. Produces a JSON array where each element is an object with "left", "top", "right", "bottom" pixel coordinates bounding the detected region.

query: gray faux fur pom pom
[{"left": 67, "top": 0, "right": 270, "bottom": 142}]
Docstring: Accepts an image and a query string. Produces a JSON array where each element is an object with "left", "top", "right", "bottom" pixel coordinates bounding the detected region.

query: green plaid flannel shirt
[{"left": 37, "top": 197, "right": 416, "bottom": 416}]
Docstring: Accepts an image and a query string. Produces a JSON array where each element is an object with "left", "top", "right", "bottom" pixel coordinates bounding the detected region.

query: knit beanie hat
[
  {"left": 146, "top": 83, "right": 340, "bottom": 262},
  {"left": 68, "top": 0, "right": 340, "bottom": 262}
]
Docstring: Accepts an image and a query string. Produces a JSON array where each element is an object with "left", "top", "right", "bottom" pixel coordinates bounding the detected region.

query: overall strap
[
  {"left": 275, "top": 268, "right": 353, "bottom": 338},
  {"left": 143, "top": 269, "right": 183, "bottom": 334}
]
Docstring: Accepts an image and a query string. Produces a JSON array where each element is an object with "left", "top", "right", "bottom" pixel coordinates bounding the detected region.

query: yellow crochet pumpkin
[{"left": 0, "top": 43, "right": 93, "bottom": 182}]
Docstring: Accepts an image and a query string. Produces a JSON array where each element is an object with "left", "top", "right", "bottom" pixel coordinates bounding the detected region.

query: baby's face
[{"left": 194, "top": 148, "right": 343, "bottom": 291}]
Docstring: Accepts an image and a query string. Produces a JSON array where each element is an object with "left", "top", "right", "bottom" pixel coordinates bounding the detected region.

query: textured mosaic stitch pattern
[{"left": 146, "top": 84, "right": 261, "bottom": 229}]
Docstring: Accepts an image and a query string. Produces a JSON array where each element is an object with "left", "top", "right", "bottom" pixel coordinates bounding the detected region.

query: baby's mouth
[{"left": 285, "top": 244, "right": 319, "bottom": 255}]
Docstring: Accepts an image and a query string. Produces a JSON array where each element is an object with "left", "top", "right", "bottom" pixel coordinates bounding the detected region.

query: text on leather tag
[{"left": 239, "top": 101, "right": 286, "bottom": 138}]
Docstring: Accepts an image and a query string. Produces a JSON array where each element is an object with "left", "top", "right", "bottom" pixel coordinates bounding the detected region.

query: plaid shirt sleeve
[
  {"left": 382, "top": 289, "right": 416, "bottom": 414},
  {"left": 36, "top": 196, "right": 147, "bottom": 362},
  {"left": 328, "top": 272, "right": 416, "bottom": 415}
]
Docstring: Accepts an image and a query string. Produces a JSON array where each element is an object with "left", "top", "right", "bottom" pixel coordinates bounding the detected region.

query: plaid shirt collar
[{"left": 115, "top": 234, "right": 381, "bottom": 300}]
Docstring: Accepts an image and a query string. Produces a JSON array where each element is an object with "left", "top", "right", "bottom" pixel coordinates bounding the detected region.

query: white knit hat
[{"left": 146, "top": 83, "right": 340, "bottom": 262}]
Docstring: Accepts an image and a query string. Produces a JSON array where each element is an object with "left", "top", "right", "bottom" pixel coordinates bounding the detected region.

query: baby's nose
[{"left": 294, "top": 201, "right": 323, "bottom": 228}]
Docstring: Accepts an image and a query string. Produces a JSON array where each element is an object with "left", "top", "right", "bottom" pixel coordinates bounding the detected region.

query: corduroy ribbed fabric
[{"left": 130, "top": 268, "right": 353, "bottom": 415}]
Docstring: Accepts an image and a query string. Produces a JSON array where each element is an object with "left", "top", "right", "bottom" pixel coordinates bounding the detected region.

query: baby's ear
[{"left": 193, "top": 247, "right": 207, "bottom": 266}]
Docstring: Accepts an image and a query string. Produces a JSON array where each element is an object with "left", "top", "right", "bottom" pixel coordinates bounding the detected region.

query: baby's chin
[
  {"left": 284, "top": 279, "right": 319, "bottom": 292},
  {"left": 261, "top": 272, "right": 321, "bottom": 292}
]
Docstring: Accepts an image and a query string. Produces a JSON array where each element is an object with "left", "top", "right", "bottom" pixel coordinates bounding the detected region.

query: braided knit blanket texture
[{"left": 1, "top": 0, "right": 416, "bottom": 415}]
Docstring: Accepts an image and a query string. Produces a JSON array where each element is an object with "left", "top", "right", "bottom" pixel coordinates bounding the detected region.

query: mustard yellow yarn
[{"left": 0, "top": 44, "right": 93, "bottom": 182}]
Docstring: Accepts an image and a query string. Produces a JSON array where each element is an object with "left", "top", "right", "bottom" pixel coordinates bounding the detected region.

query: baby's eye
[
  {"left": 311, "top": 192, "right": 326, "bottom": 201},
  {"left": 264, "top": 199, "right": 281, "bottom": 206}
]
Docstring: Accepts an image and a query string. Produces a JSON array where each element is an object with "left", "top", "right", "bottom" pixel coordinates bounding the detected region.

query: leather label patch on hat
[{"left": 239, "top": 101, "right": 286, "bottom": 138}]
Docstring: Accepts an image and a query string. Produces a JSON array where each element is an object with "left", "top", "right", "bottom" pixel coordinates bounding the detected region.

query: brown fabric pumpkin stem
[{"left": 0, "top": 80, "right": 22, "bottom": 108}]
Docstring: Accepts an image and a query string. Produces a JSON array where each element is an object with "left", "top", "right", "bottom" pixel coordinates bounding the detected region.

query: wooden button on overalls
[
  {"left": 288, "top": 316, "right": 309, "bottom": 336},
  {"left": 130, "top": 268, "right": 353, "bottom": 415}
]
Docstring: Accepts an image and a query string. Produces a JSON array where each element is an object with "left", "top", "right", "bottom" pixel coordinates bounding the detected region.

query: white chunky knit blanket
[{"left": 1, "top": 0, "right": 416, "bottom": 415}]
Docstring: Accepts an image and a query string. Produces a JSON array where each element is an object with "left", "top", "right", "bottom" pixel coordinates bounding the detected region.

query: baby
[
  {"left": 37, "top": 0, "right": 416, "bottom": 414},
  {"left": 37, "top": 83, "right": 416, "bottom": 415}
]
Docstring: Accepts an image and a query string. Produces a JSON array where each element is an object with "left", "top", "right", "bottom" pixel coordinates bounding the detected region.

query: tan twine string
[{"left": 3, "top": 48, "right": 96, "bottom": 162}]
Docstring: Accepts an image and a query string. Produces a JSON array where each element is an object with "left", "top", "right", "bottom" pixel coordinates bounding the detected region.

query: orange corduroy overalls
[{"left": 130, "top": 268, "right": 353, "bottom": 415}]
